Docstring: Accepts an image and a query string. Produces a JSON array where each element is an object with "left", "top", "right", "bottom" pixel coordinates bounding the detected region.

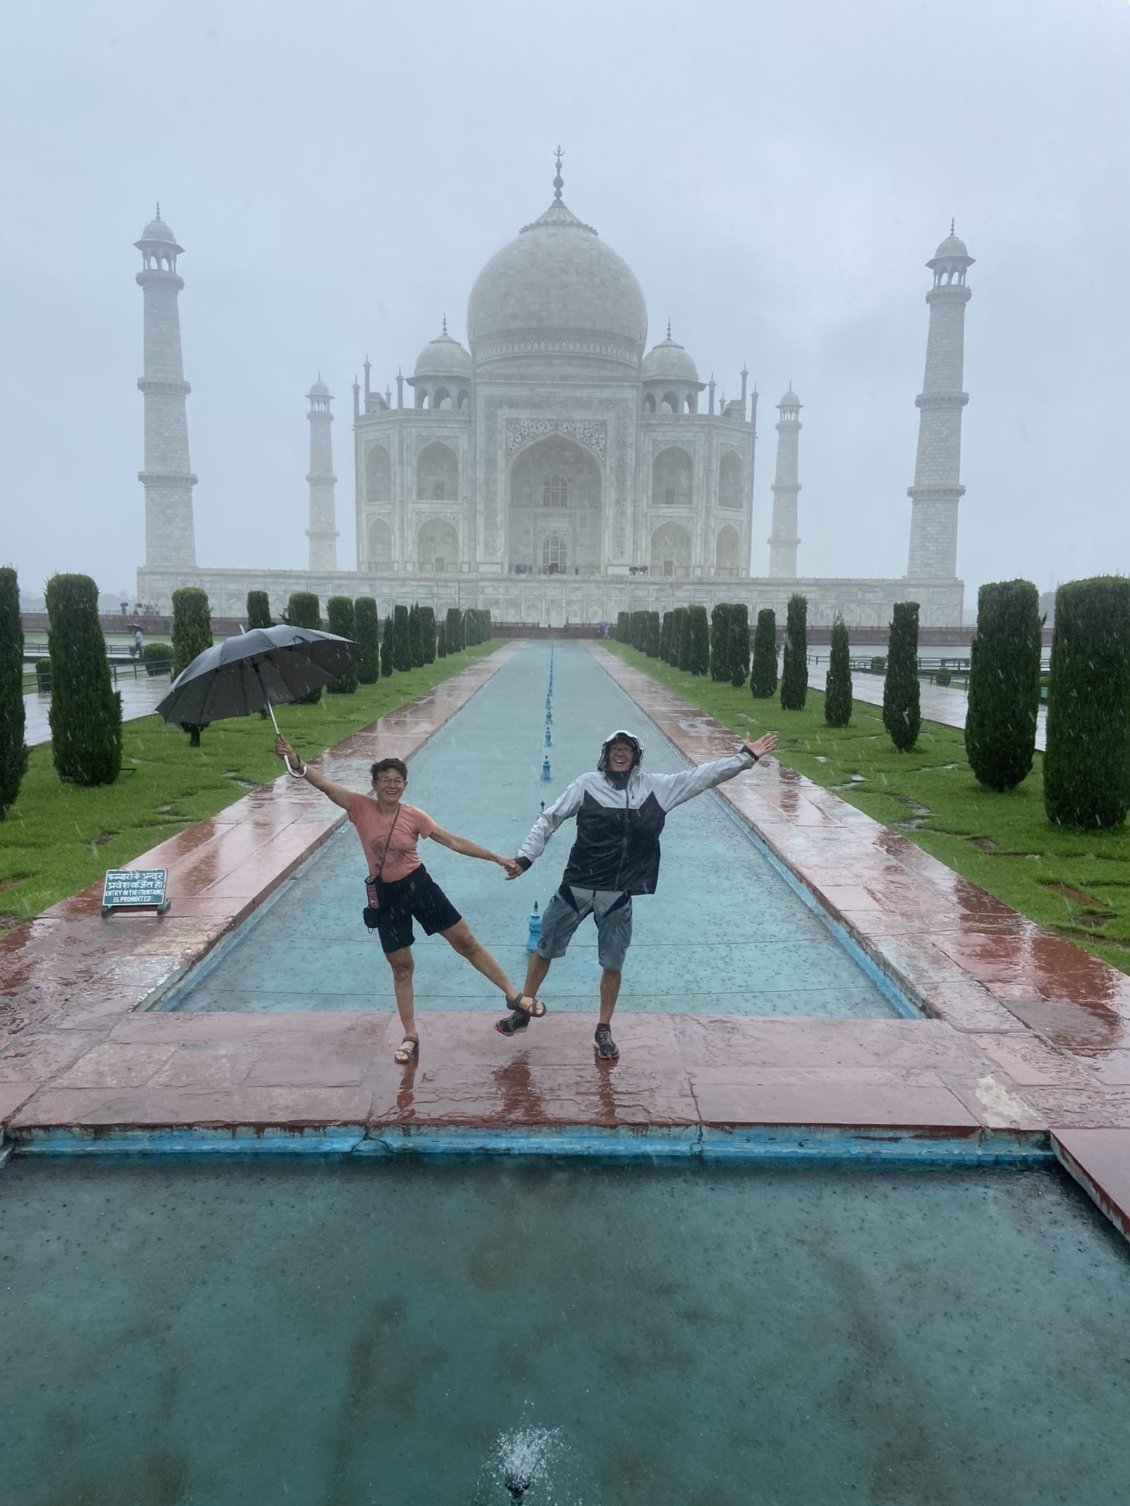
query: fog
[{"left": 2, "top": 0, "right": 1126, "bottom": 606}]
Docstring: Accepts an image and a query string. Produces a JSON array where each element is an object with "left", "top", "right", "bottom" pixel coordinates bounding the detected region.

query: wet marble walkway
[
  {"left": 23, "top": 674, "right": 171, "bottom": 747},
  {"left": 1, "top": 643, "right": 1127, "bottom": 1243},
  {"left": 808, "top": 666, "right": 1048, "bottom": 749}
]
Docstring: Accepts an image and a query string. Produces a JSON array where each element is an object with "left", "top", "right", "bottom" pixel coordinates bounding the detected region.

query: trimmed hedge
[
  {"left": 710, "top": 604, "right": 731, "bottom": 681},
  {"left": 751, "top": 608, "right": 777, "bottom": 699},
  {"left": 392, "top": 605, "right": 411, "bottom": 672},
  {"left": 0, "top": 566, "right": 28, "bottom": 817},
  {"left": 142, "top": 641, "right": 172, "bottom": 676},
  {"left": 408, "top": 603, "right": 424, "bottom": 668},
  {"left": 325, "top": 596, "right": 358, "bottom": 694},
  {"left": 445, "top": 607, "right": 463, "bottom": 653},
  {"left": 247, "top": 590, "right": 271, "bottom": 630},
  {"left": 354, "top": 597, "right": 380, "bottom": 684},
  {"left": 380, "top": 614, "right": 394, "bottom": 677},
  {"left": 965, "top": 579, "right": 1041, "bottom": 791},
  {"left": 286, "top": 591, "right": 322, "bottom": 705},
  {"left": 1045, "top": 576, "right": 1130, "bottom": 828},
  {"left": 883, "top": 601, "right": 921, "bottom": 752},
  {"left": 728, "top": 604, "right": 750, "bottom": 689},
  {"left": 46, "top": 572, "right": 122, "bottom": 785},
  {"left": 420, "top": 605, "right": 437, "bottom": 664},
  {"left": 824, "top": 617, "right": 852, "bottom": 727},
  {"left": 780, "top": 594, "right": 808, "bottom": 711}
]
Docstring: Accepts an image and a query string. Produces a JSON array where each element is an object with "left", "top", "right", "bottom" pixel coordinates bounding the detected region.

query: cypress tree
[
  {"left": 379, "top": 614, "right": 394, "bottom": 677},
  {"left": 445, "top": 606, "right": 463, "bottom": 652},
  {"left": 780, "top": 594, "right": 808, "bottom": 711},
  {"left": 0, "top": 566, "right": 29, "bottom": 817},
  {"left": 1045, "top": 576, "right": 1130, "bottom": 828},
  {"left": 325, "top": 596, "right": 358, "bottom": 694},
  {"left": 437, "top": 621, "right": 447, "bottom": 658},
  {"left": 420, "top": 605, "right": 437, "bottom": 663},
  {"left": 659, "top": 611, "right": 672, "bottom": 662},
  {"left": 246, "top": 590, "right": 271, "bottom": 630},
  {"left": 883, "top": 601, "right": 921, "bottom": 752},
  {"left": 824, "top": 616, "right": 853, "bottom": 727},
  {"left": 728, "top": 604, "right": 750, "bottom": 689},
  {"left": 408, "top": 603, "right": 424, "bottom": 667},
  {"left": 687, "top": 606, "right": 710, "bottom": 675},
  {"left": 710, "top": 604, "right": 731, "bottom": 681},
  {"left": 46, "top": 572, "right": 122, "bottom": 784},
  {"left": 391, "top": 605, "right": 411, "bottom": 671},
  {"left": 171, "top": 585, "right": 215, "bottom": 740},
  {"left": 285, "top": 591, "right": 322, "bottom": 705},
  {"left": 354, "top": 597, "right": 380, "bottom": 684},
  {"left": 965, "top": 579, "right": 1042, "bottom": 791},
  {"left": 615, "top": 610, "right": 630, "bottom": 643},
  {"left": 675, "top": 607, "right": 693, "bottom": 671},
  {"left": 645, "top": 610, "right": 661, "bottom": 657},
  {"left": 751, "top": 608, "right": 778, "bottom": 698}
]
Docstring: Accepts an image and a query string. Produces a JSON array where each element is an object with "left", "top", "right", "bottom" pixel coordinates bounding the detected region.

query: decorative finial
[
  {"left": 666, "top": 319, "right": 672, "bottom": 341},
  {"left": 155, "top": 201, "right": 161, "bottom": 221},
  {"left": 950, "top": 218, "right": 955, "bottom": 236},
  {"left": 385, "top": 387, "right": 392, "bottom": 404},
  {"left": 553, "top": 145, "right": 564, "bottom": 201},
  {"left": 442, "top": 313, "right": 447, "bottom": 336}
]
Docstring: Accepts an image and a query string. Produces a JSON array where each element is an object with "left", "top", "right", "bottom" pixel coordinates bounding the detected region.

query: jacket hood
[{"left": 597, "top": 729, "right": 644, "bottom": 772}]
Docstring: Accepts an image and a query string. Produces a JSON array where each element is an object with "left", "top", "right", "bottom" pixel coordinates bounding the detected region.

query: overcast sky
[{"left": 3, "top": 0, "right": 1126, "bottom": 610}]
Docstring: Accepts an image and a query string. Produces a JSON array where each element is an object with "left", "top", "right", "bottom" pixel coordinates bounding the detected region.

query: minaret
[
  {"left": 135, "top": 206, "right": 197, "bottom": 567},
  {"left": 906, "top": 225, "right": 974, "bottom": 579},
  {"left": 305, "top": 376, "right": 338, "bottom": 572},
  {"left": 768, "top": 385, "right": 802, "bottom": 578}
]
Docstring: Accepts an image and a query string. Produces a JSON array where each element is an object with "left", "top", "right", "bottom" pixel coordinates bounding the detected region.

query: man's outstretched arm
[
  {"left": 506, "top": 777, "right": 586, "bottom": 879},
  {"left": 649, "top": 731, "right": 779, "bottom": 813}
]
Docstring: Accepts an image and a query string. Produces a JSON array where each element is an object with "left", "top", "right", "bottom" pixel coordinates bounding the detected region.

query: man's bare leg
[{"left": 595, "top": 968, "right": 622, "bottom": 1058}]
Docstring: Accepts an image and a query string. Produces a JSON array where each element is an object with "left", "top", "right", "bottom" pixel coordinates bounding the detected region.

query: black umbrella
[{"left": 156, "top": 626, "right": 358, "bottom": 767}]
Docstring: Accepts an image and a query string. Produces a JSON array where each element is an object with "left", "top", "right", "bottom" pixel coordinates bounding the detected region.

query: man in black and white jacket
[{"left": 498, "top": 727, "right": 778, "bottom": 1058}]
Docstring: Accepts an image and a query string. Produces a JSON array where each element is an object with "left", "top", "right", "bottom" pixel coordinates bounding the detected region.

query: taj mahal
[{"left": 134, "top": 157, "right": 972, "bottom": 628}]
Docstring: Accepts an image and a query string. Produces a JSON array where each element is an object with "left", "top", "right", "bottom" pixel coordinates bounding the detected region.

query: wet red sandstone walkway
[{"left": 2, "top": 644, "right": 1127, "bottom": 1242}]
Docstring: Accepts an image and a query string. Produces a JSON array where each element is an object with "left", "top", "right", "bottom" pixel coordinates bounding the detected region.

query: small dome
[
  {"left": 138, "top": 216, "right": 179, "bottom": 245},
  {"left": 413, "top": 330, "right": 472, "bottom": 379},
  {"left": 642, "top": 337, "right": 699, "bottom": 384},
  {"left": 308, "top": 377, "right": 331, "bottom": 398},
  {"left": 778, "top": 385, "right": 801, "bottom": 408},
  {"left": 932, "top": 229, "right": 969, "bottom": 260}
]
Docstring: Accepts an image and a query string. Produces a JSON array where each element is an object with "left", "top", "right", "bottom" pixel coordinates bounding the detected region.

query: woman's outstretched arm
[{"left": 274, "top": 735, "right": 355, "bottom": 812}]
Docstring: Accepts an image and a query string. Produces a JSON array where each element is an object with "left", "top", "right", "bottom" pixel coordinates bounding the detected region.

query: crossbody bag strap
[{"left": 369, "top": 805, "right": 402, "bottom": 886}]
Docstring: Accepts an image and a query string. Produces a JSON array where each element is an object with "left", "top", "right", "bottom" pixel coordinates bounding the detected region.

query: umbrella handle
[{"left": 262, "top": 691, "right": 304, "bottom": 778}]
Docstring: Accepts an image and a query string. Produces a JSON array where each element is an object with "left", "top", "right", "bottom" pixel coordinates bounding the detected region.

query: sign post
[{"left": 101, "top": 869, "right": 170, "bottom": 917}]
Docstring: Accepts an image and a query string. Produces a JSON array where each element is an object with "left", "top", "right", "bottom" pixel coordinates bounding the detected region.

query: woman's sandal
[
  {"left": 494, "top": 994, "right": 548, "bottom": 1037},
  {"left": 394, "top": 1035, "right": 419, "bottom": 1064}
]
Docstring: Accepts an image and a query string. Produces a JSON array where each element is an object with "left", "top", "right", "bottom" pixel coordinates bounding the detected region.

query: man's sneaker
[{"left": 594, "top": 1023, "right": 619, "bottom": 1060}]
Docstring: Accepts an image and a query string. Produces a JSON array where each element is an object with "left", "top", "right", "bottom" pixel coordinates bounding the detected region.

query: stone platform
[{"left": 2, "top": 645, "right": 1128, "bottom": 1244}]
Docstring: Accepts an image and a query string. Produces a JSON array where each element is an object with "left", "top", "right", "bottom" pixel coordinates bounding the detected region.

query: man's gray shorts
[{"left": 536, "top": 885, "right": 633, "bottom": 971}]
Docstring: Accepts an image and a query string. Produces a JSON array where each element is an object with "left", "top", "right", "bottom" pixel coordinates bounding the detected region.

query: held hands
[
  {"left": 500, "top": 856, "right": 524, "bottom": 879},
  {"left": 743, "top": 732, "right": 778, "bottom": 760}
]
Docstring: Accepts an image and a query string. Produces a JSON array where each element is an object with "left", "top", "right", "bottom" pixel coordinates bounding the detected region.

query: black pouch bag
[{"left": 362, "top": 808, "right": 400, "bottom": 930}]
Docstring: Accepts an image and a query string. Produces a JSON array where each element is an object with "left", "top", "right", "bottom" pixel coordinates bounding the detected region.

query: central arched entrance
[{"left": 506, "top": 435, "right": 603, "bottom": 574}]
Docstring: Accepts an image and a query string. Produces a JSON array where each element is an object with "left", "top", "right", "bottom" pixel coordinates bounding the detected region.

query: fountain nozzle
[{"left": 504, "top": 1470, "right": 531, "bottom": 1499}]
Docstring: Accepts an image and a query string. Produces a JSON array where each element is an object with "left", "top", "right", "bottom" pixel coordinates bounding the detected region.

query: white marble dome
[
  {"left": 467, "top": 198, "right": 648, "bottom": 376},
  {"left": 642, "top": 336, "right": 699, "bottom": 384},
  {"left": 138, "top": 216, "right": 179, "bottom": 245},
  {"left": 413, "top": 330, "right": 472, "bottom": 379}
]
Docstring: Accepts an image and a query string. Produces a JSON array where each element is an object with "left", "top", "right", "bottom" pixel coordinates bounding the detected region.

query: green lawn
[
  {"left": 605, "top": 642, "right": 1130, "bottom": 977},
  {"left": 0, "top": 644, "right": 501, "bottom": 933}
]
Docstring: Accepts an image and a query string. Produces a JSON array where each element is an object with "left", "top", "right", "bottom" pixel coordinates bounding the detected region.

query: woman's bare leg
[
  {"left": 385, "top": 946, "right": 417, "bottom": 1044},
  {"left": 441, "top": 919, "right": 519, "bottom": 997}
]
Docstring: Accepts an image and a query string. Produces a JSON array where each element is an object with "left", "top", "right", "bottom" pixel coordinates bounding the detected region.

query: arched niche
[
  {"left": 367, "top": 518, "right": 392, "bottom": 569},
  {"left": 418, "top": 517, "right": 459, "bottom": 573},
  {"left": 507, "top": 433, "right": 603, "bottom": 573},
  {"left": 715, "top": 525, "right": 740, "bottom": 576},
  {"left": 416, "top": 441, "right": 459, "bottom": 501},
  {"left": 651, "top": 522, "right": 691, "bottom": 578},
  {"left": 718, "top": 451, "right": 743, "bottom": 508},
  {"left": 366, "top": 444, "right": 391, "bottom": 503},
  {"left": 652, "top": 446, "right": 693, "bottom": 509}
]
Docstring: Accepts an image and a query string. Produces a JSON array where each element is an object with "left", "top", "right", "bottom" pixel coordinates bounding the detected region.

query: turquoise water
[
  {"left": 2, "top": 1157, "right": 1128, "bottom": 1506},
  {"left": 164, "top": 642, "right": 900, "bottom": 1018}
]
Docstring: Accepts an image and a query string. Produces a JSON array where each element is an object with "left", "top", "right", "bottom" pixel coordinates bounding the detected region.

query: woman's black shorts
[{"left": 372, "top": 866, "right": 461, "bottom": 954}]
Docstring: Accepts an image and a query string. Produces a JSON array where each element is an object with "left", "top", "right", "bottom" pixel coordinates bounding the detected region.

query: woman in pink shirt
[{"left": 275, "top": 736, "right": 545, "bottom": 1064}]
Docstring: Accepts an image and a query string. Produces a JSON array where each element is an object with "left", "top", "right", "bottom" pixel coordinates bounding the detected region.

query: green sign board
[{"left": 101, "top": 868, "right": 170, "bottom": 916}]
